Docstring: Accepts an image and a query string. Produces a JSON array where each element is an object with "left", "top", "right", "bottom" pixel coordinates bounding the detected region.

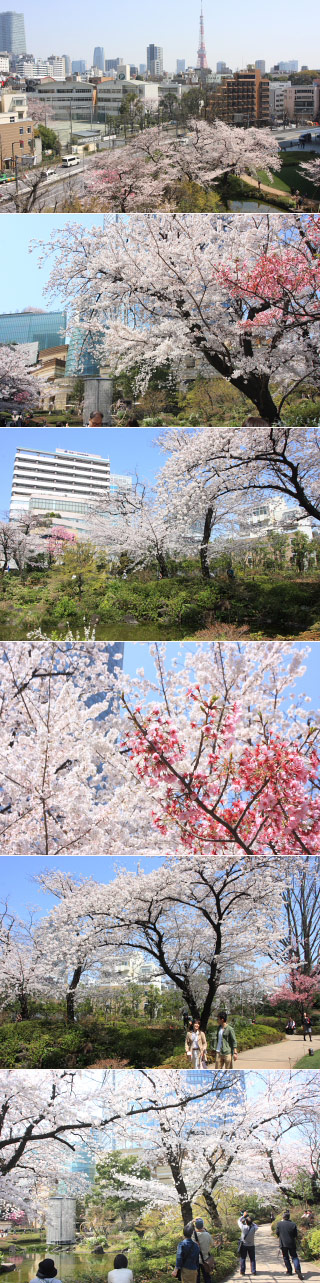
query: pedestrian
[
  {"left": 285, "top": 1018, "right": 296, "bottom": 1035},
  {"left": 276, "top": 1212, "right": 304, "bottom": 1279},
  {"left": 238, "top": 1213, "right": 258, "bottom": 1276},
  {"left": 108, "top": 1253, "right": 133, "bottom": 1283},
  {"left": 173, "top": 1223, "right": 200, "bottom": 1283},
  {"left": 185, "top": 1019, "right": 207, "bottom": 1069},
  {"left": 88, "top": 411, "right": 103, "bottom": 426},
  {"left": 192, "top": 1217, "right": 215, "bottom": 1282},
  {"left": 212, "top": 1010, "right": 238, "bottom": 1068},
  {"left": 29, "top": 1260, "right": 63, "bottom": 1283},
  {"left": 302, "top": 1012, "right": 312, "bottom": 1042}
]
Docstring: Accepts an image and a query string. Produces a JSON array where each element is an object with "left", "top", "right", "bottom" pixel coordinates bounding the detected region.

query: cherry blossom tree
[
  {"left": 300, "top": 158, "right": 320, "bottom": 189},
  {"left": 0, "top": 345, "right": 44, "bottom": 407},
  {"left": 89, "top": 479, "right": 224, "bottom": 579},
  {"left": 157, "top": 425, "right": 320, "bottom": 532},
  {"left": 40, "top": 213, "right": 320, "bottom": 424},
  {"left": 84, "top": 119, "right": 280, "bottom": 212},
  {"left": 270, "top": 968, "right": 320, "bottom": 1019},
  {"left": 0, "top": 902, "right": 50, "bottom": 1019}
]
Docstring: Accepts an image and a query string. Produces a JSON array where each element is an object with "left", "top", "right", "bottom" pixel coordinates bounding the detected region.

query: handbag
[{"left": 194, "top": 1230, "right": 216, "bottom": 1276}]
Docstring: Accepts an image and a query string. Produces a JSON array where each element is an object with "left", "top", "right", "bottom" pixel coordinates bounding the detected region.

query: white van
[{"left": 62, "top": 154, "right": 80, "bottom": 168}]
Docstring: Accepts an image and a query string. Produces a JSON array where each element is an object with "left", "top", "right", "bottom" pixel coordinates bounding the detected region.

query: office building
[
  {"left": 0, "top": 309, "right": 67, "bottom": 350},
  {"left": 147, "top": 43, "right": 163, "bottom": 77},
  {"left": 139, "top": 62, "right": 147, "bottom": 74},
  {"left": 176, "top": 59, "right": 185, "bottom": 73},
  {"left": 105, "top": 57, "right": 122, "bottom": 72},
  {"left": 271, "top": 60, "right": 298, "bottom": 73},
  {"left": 255, "top": 59, "right": 266, "bottom": 73},
  {"left": 0, "top": 10, "right": 26, "bottom": 55},
  {"left": 10, "top": 447, "right": 132, "bottom": 536},
  {"left": 71, "top": 59, "right": 86, "bottom": 74},
  {"left": 93, "top": 45, "right": 104, "bottom": 71},
  {"left": 216, "top": 60, "right": 233, "bottom": 74}
]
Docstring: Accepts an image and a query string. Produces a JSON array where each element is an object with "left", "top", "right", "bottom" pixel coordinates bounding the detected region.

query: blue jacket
[{"left": 176, "top": 1240, "right": 200, "bottom": 1271}]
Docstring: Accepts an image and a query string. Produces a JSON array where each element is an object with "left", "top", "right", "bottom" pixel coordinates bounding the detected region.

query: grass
[
  {"left": 294, "top": 1048, "right": 320, "bottom": 1068},
  {"left": 0, "top": 1016, "right": 285, "bottom": 1069}
]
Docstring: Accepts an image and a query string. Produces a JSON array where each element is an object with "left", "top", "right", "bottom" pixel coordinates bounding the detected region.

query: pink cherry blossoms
[{"left": 122, "top": 687, "right": 320, "bottom": 859}]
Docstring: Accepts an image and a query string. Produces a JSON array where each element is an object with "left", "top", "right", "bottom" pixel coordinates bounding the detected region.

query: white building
[
  {"left": 10, "top": 447, "right": 132, "bottom": 536},
  {"left": 0, "top": 86, "right": 28, "bottom": 117},
  {"left": 96, "top": 75, "right": 158, "bottom": 119},
  {"left": 236, "top": 495, "right": 313, "bottom": 543},
  {"left": 0, "top": 51, "right": 10, "bottom": 73},
  {"left": 99, "top": 952, "right": 168, "bottom": 991}
]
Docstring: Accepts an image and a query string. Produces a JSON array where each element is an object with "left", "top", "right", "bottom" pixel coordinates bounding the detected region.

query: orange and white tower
[{"left": 197, "top": 3, "right": 208, "bottom": 70}]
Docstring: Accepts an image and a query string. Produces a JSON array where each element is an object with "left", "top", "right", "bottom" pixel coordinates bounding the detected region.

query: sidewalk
[
  {"left": 236, "top": 1033, "right": 320, "bottom": 1070},
  {"left": 230, "top": 1222, "right": 319, "bottom": 1282},
  {"left": 239, "top": 173, "right": 293, "bottom": 201}
]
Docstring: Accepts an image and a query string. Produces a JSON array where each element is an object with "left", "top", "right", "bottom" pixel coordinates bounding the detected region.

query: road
[
  {"left": 230, "top": 1222, "right": 319, "bottom": 1282},
  {"left": 236, "top": 1032, "right": 320, "bottom": 1070}
]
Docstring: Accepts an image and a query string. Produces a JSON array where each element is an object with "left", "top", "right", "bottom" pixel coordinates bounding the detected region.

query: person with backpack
[
  {"left": 212, "top": 1011, "right": 238, "bottom": 1068},
  {"left": 238, "top": 1214, "right": 258, "bottom": 1275},
  {"left": 173, "top": 1223, "right": 200, "bottom": 1283},
  {"left": 276, "top": 1212, "right": 304, "bottom": 1278},
  {"left": 192, "top": 1217, "right": 215, "bottom": 1282}
]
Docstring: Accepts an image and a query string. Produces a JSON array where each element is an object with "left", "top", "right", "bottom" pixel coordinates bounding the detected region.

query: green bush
[{"left": 301, "top": 1229, "right": 320, "bottom": 1260}]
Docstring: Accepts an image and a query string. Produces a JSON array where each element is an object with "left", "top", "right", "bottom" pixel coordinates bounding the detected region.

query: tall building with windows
[
  {"left": 147, "top": 43, "right": 163, "bottom": 77},
  {"left": 0, "top": 10, "right": 26, "bottom": 55},
  {"left": 10, "top": 447, "right": 132, "bottom": 536},
  {"left": 0, "top": 309, "right": 67, "bottom": 351},
  {"left": 93, "top": 45, "right": 104, "bottom": 71}
]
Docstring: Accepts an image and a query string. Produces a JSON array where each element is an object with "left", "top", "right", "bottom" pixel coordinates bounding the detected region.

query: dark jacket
[
  {"left": 276, "top": 1220, "right": 298, "bottom": 1249},
  {"left": 176, "top": 1239, "right": 200, "bottom": 1271}
]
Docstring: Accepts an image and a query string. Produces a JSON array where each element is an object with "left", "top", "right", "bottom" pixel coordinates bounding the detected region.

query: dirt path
[
  {"left": 230, "top": 1222, "right": 318, "bottom": 1282},
  {"left": 239, "top": 173, "right": 293, "bottom": 201},
  {"left": 236, "top": 1033, "right": 320, "bottom": 1070}
]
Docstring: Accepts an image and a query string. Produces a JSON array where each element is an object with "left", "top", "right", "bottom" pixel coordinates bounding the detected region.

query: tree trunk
[
  {"left": 18, "top": 990, "right": 29, "bottom": 1020},
  {"left": 202, "top": 1190, "right": 222, "bottom": 1227},
  {"left": 165, "top": 1150, "right": 194, "bottom": 1225},
  {"left": 157, "top": 550, "right": 169, "bottom": 578},
  {"left": 200, "top": 507, "right": 214, "bottom": 581},
  {"left": 66, "top": 964, "right": 83, "bottom": 1024}
]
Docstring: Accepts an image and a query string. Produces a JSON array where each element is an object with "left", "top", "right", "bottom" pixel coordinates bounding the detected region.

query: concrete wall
[{"left": 46, "top": 1197, "right": 76, "bottom": 1245}]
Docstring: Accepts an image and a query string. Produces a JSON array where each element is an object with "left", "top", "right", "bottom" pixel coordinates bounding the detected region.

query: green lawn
[{"left": 295, "top": 1048, "right": 320, "bottom": 1068}]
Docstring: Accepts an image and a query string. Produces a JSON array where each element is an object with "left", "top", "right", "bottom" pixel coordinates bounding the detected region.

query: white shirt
[
  {"left": 217, "top": 1028, "right": 224, "bottom": 1052},
  {"left": 194, "top": 1230, "right": 213, "bottom": 1260},
  {"left": 108, "top": 1270, "right": 133, "bottom": 1283}
]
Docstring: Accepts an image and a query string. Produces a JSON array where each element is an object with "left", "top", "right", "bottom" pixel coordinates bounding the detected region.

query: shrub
[{"left": 301, "top": 1229, "right": 320, "bottom": 1260}]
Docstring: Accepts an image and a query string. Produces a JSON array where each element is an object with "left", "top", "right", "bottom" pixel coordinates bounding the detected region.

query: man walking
[
  {"left": 173, "top": 1224, "right": 200, "bottom": 1283},
  {"left": 192, "top": 1217, "right": 214, "bottom": 1282},
  {"left": 238, "top": 1213, "right": 258, "bottom": 1275},
  {"left": 212, "top": 1011, "right": 238, "bottom": 1068},
  {"left": 276, "top": 1212, "right": 304, "bottom": 1278}
]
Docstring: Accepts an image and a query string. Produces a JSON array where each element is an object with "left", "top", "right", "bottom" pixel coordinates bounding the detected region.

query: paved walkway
[
  {"left": 231, "top": 1223, "right": 319, "bottom": 1282},
  {"left": 236, "top": 1033, "right": 320, "bottom": 1070}
]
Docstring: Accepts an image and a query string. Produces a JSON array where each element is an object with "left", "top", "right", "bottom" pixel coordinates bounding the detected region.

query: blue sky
[
  {"left": 0, "top": 427, "right": 163, "bottom": 515},
  {"left": 21, "top": 0, "right": 317, "bottom": 72},
  {"left": 1, "top": 215, "right": 102, "bottom": 317}
]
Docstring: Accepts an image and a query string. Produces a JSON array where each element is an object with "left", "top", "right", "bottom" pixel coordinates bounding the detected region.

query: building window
[{"left": 19, "top": 127, "right": 24, "bottom": 134}]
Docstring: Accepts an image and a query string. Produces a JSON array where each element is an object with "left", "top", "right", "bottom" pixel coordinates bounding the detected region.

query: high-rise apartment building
[
  {"left": 0, "top": 9, "right": 26, "bottom": 54},
  {"left": 10, "top": 447, "right": 132, "bottom": 536},
  {"left": 105, "top": 56, "right": 122, "bottom": 72},
  {"left": 147, "top": 43, "right": 163, "bottom": 77},
  {"left": 93, "top": 45, "right": 104, "bottom": 71},
  {"left": 209, "top": 68, "right": 270, "bottom": 126}
]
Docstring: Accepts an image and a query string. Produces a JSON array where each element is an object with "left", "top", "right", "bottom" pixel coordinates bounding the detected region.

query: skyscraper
[
  {"left": 93, "top": 45, "right": 105, "bottom": 71},
  {"left": 147, "top": 43, "right": 163, "bottom": 77},
  {"left": 255, "top": 59, "right": 266, "bottom": 73},
  {"left": 0, "top": 9, "right": 26, "bottom": 55},
  {"left": 176, "top": 59, "right": 186, "bottom": 73},
  {"left": 197, "top": 4, "right": 208, "bottom": 70}
]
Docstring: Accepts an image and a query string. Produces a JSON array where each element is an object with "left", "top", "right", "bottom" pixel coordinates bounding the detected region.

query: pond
[
  {"left": 2, "top": 1248, "right": 120, "bottom": 1283},
  {"left": 228, "top": 199, "right": 281, "bottom": 211}
]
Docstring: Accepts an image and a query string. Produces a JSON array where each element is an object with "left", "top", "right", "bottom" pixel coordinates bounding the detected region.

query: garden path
[
  {"left": 235, "top": 1032, "right": 320, "bottom": 1070},
  {"left": 231, "top": 1223, "right": 320, "bottom": 1282}
]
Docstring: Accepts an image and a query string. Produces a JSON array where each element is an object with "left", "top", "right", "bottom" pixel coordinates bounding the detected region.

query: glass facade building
[
  {"left": 65, "top": 326, "right": 104, "bottom": 377},
  {"left": 0, "top": 310, "right": 67, "bottom": 351},
  {"left": 0, "top": 10, "right": 26, "bottom": 54}
]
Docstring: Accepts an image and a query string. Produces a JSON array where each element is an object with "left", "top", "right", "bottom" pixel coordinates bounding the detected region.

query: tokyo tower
[{"left": 197, "top": 3, "right": 208, "bottom": 70}]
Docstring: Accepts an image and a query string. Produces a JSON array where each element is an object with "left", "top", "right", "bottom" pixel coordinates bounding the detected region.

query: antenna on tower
[{"left": 197, "top": 2, "right": 208, "bottom": 70}]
